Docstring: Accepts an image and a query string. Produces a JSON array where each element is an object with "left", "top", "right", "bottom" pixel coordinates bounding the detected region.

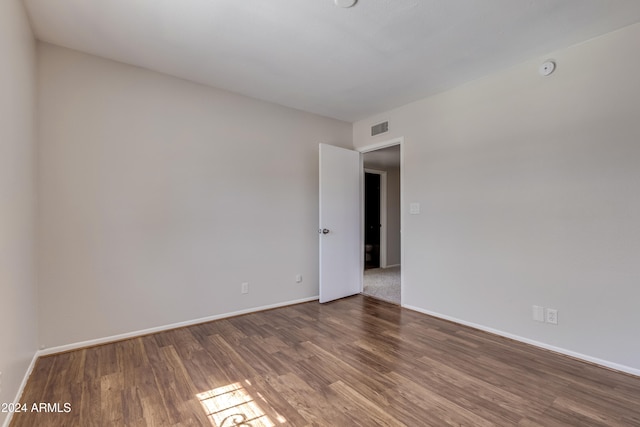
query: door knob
[{"left": 319, "top": 228, "right": 330, "bottom": 234}]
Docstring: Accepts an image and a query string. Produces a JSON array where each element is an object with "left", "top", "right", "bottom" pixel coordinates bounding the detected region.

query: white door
[{"left": 319, "top": 144, "right": 361, "bottom": 303}]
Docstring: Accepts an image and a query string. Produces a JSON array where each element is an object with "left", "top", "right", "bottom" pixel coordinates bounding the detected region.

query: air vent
[{"left": 371, "top": 121, "right": 389, "bottom": 136}]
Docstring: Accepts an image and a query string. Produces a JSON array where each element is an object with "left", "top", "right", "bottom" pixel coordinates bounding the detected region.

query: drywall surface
[
  {"left": 0, "top": 0, "right": 38, "bottom": 421},
  {"left": 37, "top": 44, "right": 351, "bottom": 348},
  {"left": 354, "top": 23, "right": 640, "bottom": 371}
]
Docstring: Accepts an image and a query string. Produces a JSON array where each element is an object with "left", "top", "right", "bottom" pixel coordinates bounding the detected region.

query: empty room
[{"left": 2, "top": 0, "right": 640, "bottom": 426}]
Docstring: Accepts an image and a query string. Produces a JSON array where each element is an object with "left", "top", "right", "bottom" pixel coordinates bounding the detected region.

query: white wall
[
  {"left": 354, "top": 23, "right": 640, "bottom": 372},
  {"left": 0, "top": 0, "right": 38, "bottom": 422},
  {"left": 37, "top": 44, "right": 352, "bottom": 349}
]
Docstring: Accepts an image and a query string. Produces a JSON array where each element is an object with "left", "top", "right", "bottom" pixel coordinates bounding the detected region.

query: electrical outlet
[
  {"left": 295, "top": 274, "right": 303, "bottom": 283},
  {"left": 532, "top": 305, "right": 545, "bottom": 322},
  {"left": 546, "top": 308, "right": 558, "bottom": 325},
  {"left": 241, "top": 282, "right": 249, "bottom": 294}
]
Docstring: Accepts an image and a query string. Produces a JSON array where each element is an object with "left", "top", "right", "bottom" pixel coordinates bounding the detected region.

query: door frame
[
  {"left": 357, "top": 137, "right": 404, "bottom": 302},
  {"left": 364, "top": 168, "right": 387, "bottom": 268}
]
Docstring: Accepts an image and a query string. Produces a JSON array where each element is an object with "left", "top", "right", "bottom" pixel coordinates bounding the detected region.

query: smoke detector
[
  {"left": 539, "top": 60, "right": 556, "bottom": 76},
  {"left": 335, "top": 0, "right": 357, "bottom": 8}
]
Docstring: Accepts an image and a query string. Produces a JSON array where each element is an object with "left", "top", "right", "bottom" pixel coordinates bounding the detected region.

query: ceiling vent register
[{"left": 371, "top": 121, "right": 389, "bottom": 136}]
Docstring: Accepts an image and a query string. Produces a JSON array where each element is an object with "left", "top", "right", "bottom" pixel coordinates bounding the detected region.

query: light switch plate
[
  {"left": 409, "top": 203, "right": 420, "bottom": 214},
  {"left": 533, "top": 305, "right": 545, "bottom": 322}
]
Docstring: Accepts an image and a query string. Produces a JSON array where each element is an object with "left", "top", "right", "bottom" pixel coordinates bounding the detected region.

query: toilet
[{"left": 365, "top": 244, "right": 373, "bottom": 262}]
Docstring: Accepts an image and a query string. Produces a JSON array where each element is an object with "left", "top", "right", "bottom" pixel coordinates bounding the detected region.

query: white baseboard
[
  {"left": 39, "top": 296, "right": 319, "bottom": 356},
  {"left": 403, "top": 304, "right": 640, "bottom": 378},
  {"left": 2, "top": 351, "right": 39, "bottom": 427},
  {"left": 383, "top": 264, "right": 400, "bottom": 269}
]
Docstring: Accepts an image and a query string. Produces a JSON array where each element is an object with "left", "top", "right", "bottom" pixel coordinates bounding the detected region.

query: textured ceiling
[{"left": 23, "top": 0, "right": 640, "bottom": 122}]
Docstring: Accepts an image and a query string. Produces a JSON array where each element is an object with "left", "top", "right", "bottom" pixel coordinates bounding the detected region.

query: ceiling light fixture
[{"left": 335, "top": 0, "right": 357, "bottom": 8}]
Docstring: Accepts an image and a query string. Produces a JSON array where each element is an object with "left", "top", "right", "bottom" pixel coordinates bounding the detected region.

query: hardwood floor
[{"left": 10, "top": 295, "right": 640, "bottom": 426}]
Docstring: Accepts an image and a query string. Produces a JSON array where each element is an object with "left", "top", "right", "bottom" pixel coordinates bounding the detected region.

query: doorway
[
  {"left": 361, "top": 143, "right": 401, "bottom": 304},
  {"left": 364, "top": 171, "right": 382, "bottom": 269}
]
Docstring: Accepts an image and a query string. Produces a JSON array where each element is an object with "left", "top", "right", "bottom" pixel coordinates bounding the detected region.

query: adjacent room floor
[
  {"left": 11, "top": 295, "right": 640, "bottom": 426},
  {"left": 362, "top": 265, "right": 400, "bottom": 304}
]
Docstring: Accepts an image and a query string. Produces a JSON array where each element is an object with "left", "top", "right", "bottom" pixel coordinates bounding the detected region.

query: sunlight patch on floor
[{"left": 197, "top": 381, "right": 285, "bottom": 426}]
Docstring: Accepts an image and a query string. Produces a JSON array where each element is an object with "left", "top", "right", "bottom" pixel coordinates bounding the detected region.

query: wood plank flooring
[{"left": 10, "top": 295, "right": 640, "bottom": 426}]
